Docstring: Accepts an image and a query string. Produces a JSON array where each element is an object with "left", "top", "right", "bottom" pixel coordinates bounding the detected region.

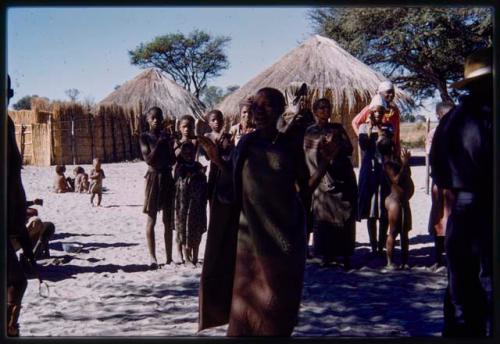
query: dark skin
[
  {"left": 140, "top": 110, "right": 176, "bottom": 266},
  {"left": 175, "top": 145, "right": 200, "bottom": 266},
  {"left": 174, "top": 119, "right": 198, "bottom": 158},
  {"left": 383, "top": 149, "right": 412, "bottom": 268},
  {"left": 89, "top": 159, "right": 105, "bottom": 206},
  {"left": 361, "top": 107, "right": 389, "bottom": 255}
]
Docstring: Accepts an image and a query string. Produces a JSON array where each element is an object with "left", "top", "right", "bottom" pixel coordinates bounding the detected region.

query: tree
[
  {"left": 65, "top": 88, "right": 80, "bottom": 102},
  {"left": 12, "top": 95, "right": 50, "bottom": 110},
  {"left": 201, "top": 86, "right": 225, "bottom": 109},
  {"left": 201, "top": 84, "right": 240, "bottom": 109},
  {"left": 129, "top": 30, "right": 231, "bottom": 99},
  {"left": 12, "top": 95, "right": 35, "bottom": 110},
  {"left": 309, "top": 8, "right": 492, "bottom": 103}
]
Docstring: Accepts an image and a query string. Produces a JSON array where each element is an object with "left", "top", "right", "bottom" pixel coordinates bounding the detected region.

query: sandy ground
[{"left": 18, "top": 150, "right": 446, "bottom": 337}]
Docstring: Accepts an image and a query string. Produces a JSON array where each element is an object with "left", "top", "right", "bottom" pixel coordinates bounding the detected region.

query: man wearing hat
[{"left": 429, "top": 47, "right": 493, "bottom": 337}]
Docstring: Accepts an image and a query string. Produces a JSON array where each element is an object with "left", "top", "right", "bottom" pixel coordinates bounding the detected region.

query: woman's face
[
  {"left": 380, "top": 89, "right": 395, "bottom": 103},
  {"left": 208, "top": 114, "right": 223, "bottom": 133},
  {"left": 252, "top": 95, "right": 280, "bottom": 130},
  {"left": 179, "top": 120, "right": 194, "bottom": 139},
  {"left": 239, "top": 106, "right": 251, "bottom": 127},
  {"left": 147, "top": 112, "right": 162, "bottom": 130},
  {"left": 314, "top": 103, "right": 331, "bottom": 124}
]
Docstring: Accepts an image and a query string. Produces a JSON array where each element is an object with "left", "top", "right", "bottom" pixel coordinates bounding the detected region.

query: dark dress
[
  {"left": 174, "top": 162, "right": 207, "bottom": 248},
  {"left": 140, "top": 131, "right": 176, "bottom": 217},
  {"left": 430, "top": 94, "right": 492, "bottom": 337},
  {"left": 357, "top": 123, "right": 393, "bottom": 221},
  {"left": 303, "top": 123, "right": 358, "bottom": 259},
  {"left": 199, "top": 130, "right": 309, "bottom": 336}
]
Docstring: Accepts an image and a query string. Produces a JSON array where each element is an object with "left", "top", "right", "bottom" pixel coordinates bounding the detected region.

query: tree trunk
[{"left": 436, "top": 80, "right": 454, "bottom": 103}]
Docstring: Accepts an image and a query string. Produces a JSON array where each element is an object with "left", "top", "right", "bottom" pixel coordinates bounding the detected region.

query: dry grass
[
  {"left": 100, "top": 68, "right": 206, "bottom": 121},
  {"left": 400, "top": 121, "right": 437, "bottom": 149},
  {"left": 216, "top": 34, "right": 414, "bottom": 121}
]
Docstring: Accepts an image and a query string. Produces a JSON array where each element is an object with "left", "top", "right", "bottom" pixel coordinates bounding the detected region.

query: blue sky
[{"left": 7, "top": 7, "right": 315, "bottom": 105}]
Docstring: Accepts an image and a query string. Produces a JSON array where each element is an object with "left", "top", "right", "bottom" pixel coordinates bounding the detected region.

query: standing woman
[
  {"left": 140, "top": 107, "right": 176, "bottom": 269},
  {"left": 357, "top": 105, "right": 394, "bottom": 255},
  {"left": 198, "top": 88, "right": 310, "bottom": 336},
  {"left": 304, "top": 98, "right": 357, "bottom": 269}
]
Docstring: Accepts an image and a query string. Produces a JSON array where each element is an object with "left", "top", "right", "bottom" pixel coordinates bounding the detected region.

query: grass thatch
[
  {"left": 216, "top": 35, "right": 414, "bottom": 122},
  {"left": 99, "top": 68, "right": 206, "bottom": 121}
]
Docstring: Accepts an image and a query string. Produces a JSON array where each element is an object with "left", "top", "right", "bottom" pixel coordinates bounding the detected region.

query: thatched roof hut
[
  {"left": 216, "top": 35, "right": 413, "bottom": 122},
  {"left": 100, "top": 68, "right": 206, "bottom": 121}
]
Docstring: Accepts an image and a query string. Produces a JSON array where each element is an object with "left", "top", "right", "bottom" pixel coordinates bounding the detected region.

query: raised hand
[
  {"left": 401, "top": 148, "right": 411, "bottom": 166},
  {"left": 197, "top": 136, "right": 220, "bottom": 163}
]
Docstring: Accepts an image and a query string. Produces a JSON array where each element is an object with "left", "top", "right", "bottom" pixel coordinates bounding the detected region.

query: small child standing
[
  {"left": 89, "top": 158, "right": 105, "bottom": 206},
  {"left": 378, "top": 138, "right": 414, "bottom": 269},
  {"left": 174, "top": 142, "right": 207, "bottom": 266}
]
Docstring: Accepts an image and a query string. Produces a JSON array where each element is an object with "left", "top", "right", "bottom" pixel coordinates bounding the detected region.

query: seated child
[
  {"left": 89, "top": 158, "right": 105, "bottom": 206},
  {"left": 53, "top": 165, "right": 73, "bottom": 193},
  {"left": 174, "top": 142, "right": 207, "bottom": 266},
  {"left": 74, "top": 166, "right": 89, "bottom": 193},
  {"left": 378, "top": 138, "right": 414, "bottom": 269},
  {"left": 11, "top": 198, "right": 55, "bottom": 260}
]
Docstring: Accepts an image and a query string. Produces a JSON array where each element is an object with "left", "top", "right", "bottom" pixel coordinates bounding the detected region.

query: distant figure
[
  {"left": 430, "top": 48, "right": 493, "bottom": 337},
  {"left": 174, "top": 115, "right": 199, "bottom": 159},
  {"left": 89, "top": 158, "right": 105, "bottom": 206},
  {"left": 427, "top": 101, "right": 455, "bottom": 268},
  {"left": 74, "top": 166, "right": 89, "bottom": 193},
  {"left": 140, "top": 107, "right": 176, "bottom": 268},
  {"left": 198, "top": 87, "right": 309, "bottom": 336},
  {"left": 304, "top": 98, "right": 357, "bottom": 269},
  {"left": 352, "top": 81, "right": 401, "bottom": 156},
  {"left": 229, "top": 97, "right": 255, "bottom": 146},
  {"left": 378, "top": 139, "right": 414, "bottom": 269},
  {"left": 174, "top": 142, "right": 207, "bottom": 266},
  {"left": 53, "top": 165, "right": 72, "bottom": 193}
]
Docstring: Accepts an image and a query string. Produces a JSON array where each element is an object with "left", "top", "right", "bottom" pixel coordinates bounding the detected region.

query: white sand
[{"left": 18, "top": 150, "right": 446, "bottom": 337}]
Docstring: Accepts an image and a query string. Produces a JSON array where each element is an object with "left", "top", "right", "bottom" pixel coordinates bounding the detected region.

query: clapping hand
[
  {"left": 318, "top": 133, "right": 340, "bottom": 163},
  {"left": 198, "top": 136, "right": 220, "bottom": 163},
  {"left": 401, "top": 148, "right": 411, "bottom": 166}
]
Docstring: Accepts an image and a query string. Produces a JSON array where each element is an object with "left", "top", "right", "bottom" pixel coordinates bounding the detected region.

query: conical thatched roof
[
  {"left": 216, "top": 35, "right": 413, "bottom": 121},
  {"left": 100, "top": 68, "right": 206, "bottom": 120}
]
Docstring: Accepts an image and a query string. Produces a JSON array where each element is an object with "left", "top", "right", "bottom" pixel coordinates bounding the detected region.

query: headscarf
[{"left": 377, "top": 81, "right": 394, "bottom": 93}]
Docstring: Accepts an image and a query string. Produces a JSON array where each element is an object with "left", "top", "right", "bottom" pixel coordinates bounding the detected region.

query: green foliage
[
  {"left": 201, "top": 84, "right": 240, "bottom": 109},
  {"left": 12, "top": 95, "right": 35, "bottom": 110},
  {"left": 309, "top": 8, "right": 492, "bottom": 103},
  {"left": 129, "top": 30, "right": 231, "bottom": 99}
]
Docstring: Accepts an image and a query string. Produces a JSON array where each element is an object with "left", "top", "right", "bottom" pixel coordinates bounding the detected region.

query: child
[
  {"left": 174, "top": 115, "right": 199, "bottom": 159},
  {"left": 89, "top": 158, "right": 105, "bottom": 206},
  {"left": 203, "top": 110, "right": 233, "bottom": 203},
  {"left": 74, "top": 166, "right": 89, "bottom": 193},
  {"left": 378, "top": 138, "right": 414, "bottom": 269},
  {"left": 53, "top": 165, "right": 72, "bottom": 193},
  {"left": 174, "top": 142, "right": 207, "bottom": 266}
]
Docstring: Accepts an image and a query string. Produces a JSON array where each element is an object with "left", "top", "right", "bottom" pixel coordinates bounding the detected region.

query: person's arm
[
  {"left": 139, "top": 132, "right": 169, "bottom": 167},
  {"left": 308, "top": 138, "right": 341, "bottom": 191},
  {"left": 101, "top": 170, "right": 105, "bottom": 179},
  {"left": 336, "top": 125, "right": 354, "bottom": 157},
  {"left": 89, "top": 169, "right": 99, "bottom": 180},
  {"left": 351, "top": 105, "right": 370, "bottom": 135},
  {"left": 198, "top": 136, "right": 229, "bottom": 171}
]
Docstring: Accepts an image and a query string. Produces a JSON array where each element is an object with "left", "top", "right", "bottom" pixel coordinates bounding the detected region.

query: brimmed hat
[{"left": 450, "top": 47, "right": 492, "bottom": 89}]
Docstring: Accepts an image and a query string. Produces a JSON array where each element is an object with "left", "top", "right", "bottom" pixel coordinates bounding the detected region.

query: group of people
[
  {"left": 5, "top": 46, "right": 492, "bottom": 338},
  {"left": 53, "top": 159, "right": 106, "bottom": 206}
]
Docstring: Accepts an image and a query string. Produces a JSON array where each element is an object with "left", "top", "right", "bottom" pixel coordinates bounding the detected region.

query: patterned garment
[{"left": 174, "top": 162, "right": 207, "bottom": 248}]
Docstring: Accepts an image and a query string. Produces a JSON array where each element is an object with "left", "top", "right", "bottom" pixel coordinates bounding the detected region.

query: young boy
[
  {"left": 174, "top": 115, "right": 199, "bottom": 159},
  {"left": 378, "top": 138, "right": 414, "bottom": 269},
  {"left": 89, "top": 158, "right": 105, "bottom": 206},
  {"left": 174, "top": 142, "right": 207, "bottom": 266},
  {"left": 74, "top": 166, "right": 89, "bottom": 193}
]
